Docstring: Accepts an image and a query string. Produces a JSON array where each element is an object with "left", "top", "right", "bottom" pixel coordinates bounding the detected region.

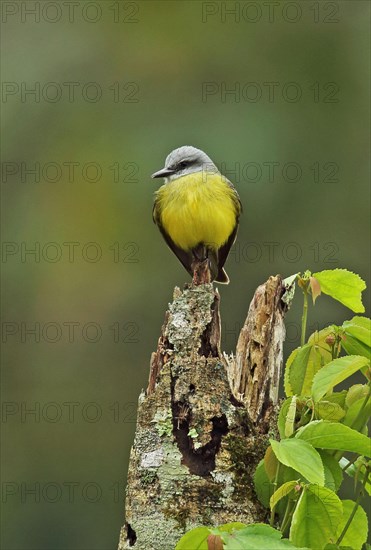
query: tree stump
[{"left": 118, "top": 276, "right": 291, "bottom": 550}]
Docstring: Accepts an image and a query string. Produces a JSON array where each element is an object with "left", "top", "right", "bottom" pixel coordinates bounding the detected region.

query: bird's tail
[
  {"left": 206, "top": 248, "right": 230, "bottom": 284},
  {"left": 215, "top": 268, "right": 230, "bottom": 284}
]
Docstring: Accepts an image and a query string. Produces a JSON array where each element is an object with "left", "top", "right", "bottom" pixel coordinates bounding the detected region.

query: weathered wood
[
  {"left": 118, "top": 276, "right": 291, "bottom": 550},
  {"left": 227, "top": 276, "right": 289, "bottom": 427}
]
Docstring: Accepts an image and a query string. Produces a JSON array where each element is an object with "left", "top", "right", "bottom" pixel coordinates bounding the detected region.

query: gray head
[{"left": 151, "top": 146, "right": 218, "bottom": 182}]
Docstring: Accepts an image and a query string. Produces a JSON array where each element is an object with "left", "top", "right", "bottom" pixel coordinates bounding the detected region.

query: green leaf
[
  {"left": 311, "top": 355, "right": 370, "bottom": 402},
  {"left": 284, "top": 344, "right": 311, "bottom": 397},
  {"left": 278, "top": 397, "right": 312, "bottom": 439},
  {"left": 325, "top": 390, "right": 347, "bottom": 408},
  {"left": 278, "top": 398, "right": 294, "bottom": 439},
  {"left": 335, "top": 500, "right": 368, "bottom": 550},
  {"left": 175, "top": 526, "right": 210, "bottom": 550},
  {"left": 224, "top": 523, "right": 282, "bottom": 539},
  {"left": 276, "top": 465, "right": 307, "bottom": 517},
  {"left": 256, "top": 454, "right": 300, "bottom": 514},
  {"left": 254, "top": 460, "right": 271, "bottom": 508},
  {"left": 224, "top": 534, "right": 298, "bottom": 549},
  {"left": 289, "top": 485, "right": 343, "bottom": 549},
  {"left": 270, "top": 439, "right": 325, "bottom": 486},
  {"left": 314, "top": 400, "right": 345, "bottom": 422},
  {"left": 324, "top": 545, "right": 352, "bottom": 550},
  {"left": 343, "top": 317, "right": 371, "bottom": 346},
  {"left": 341, "top": 333, "right": 371, "bottom": 360},
  {"left": 285, "top": 396, "right": 297, "bottom": 437},
  {"left": 223, "top": 524, "right": 303, "bottom": 549},
  {"left": 270, "top": 481, "right": 298, "bottom": 510},
  {"left": 213, "top": 522, "right": 246, "bottom": 533},
  {"left": 346, "top": 384, "right": 369, "bottom": 408},
  {"left": 254, "top": 462, "right": 300, "bottom": 515},
  {"left": 340, "top": 457, "right": 371, "bottom": 496},
  {"left": 264, "top": 445, "right": 279, "bottom": 480},
  {"left": 308, "top": 325, "right": 335, "bottom": 364},
  {"left": 296, "top": 420, "right": 371, "bottom": 456},
  {"left": 313, "top": 269, "right": 366, "bottom": 313},
  {"left": 319, "top": 450, "right": 343, "bottom": 491},
  {"left": 285, "top": 327, "right": 334, "bottom": 398},
  {"left": 343, "top": 396, "right": 371, "bottom": 432},
  {"left": 285, "top": 344, "right": 323, "bottom": 397}
]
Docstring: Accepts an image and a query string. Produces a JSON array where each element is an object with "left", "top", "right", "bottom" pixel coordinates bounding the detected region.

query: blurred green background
[{"left": 1, "top": 1, "right": 370, "bottom": 548}]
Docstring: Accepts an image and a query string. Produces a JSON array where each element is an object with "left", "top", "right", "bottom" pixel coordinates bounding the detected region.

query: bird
[{"left": 152, "top": 145, "right": 241, "bottom": 284}]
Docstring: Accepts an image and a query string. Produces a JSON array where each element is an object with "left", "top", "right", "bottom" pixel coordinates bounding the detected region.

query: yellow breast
[{"left": 155, "top": 172, "right": 239, "bottom": 251}]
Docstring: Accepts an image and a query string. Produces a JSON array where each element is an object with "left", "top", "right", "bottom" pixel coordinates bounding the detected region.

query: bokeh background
[{"left": 2, "top": 1, "right": 370, "bottom": 548}]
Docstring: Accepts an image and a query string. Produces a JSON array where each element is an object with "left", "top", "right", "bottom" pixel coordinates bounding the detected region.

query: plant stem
[
  {"left": 269, "top": 462, "right": 281, "bottom": 527},
  {"left": 336, "top": 467, "right": 369, "bottom": 545},
  {"left": 341, "top": 455, "right": 358, "bottom": 472},
  {"left": 331, "top": 342, "right": 338, "bottom": 360},
  {"left": 335, "top": 338, "right": 342, "bottom": 359},
  {"left": 280, "top": 498, "right": 295, "bottom": 537},
  {"left": 301, "top": 289, "right": 308, "bottom": 347},
  {"left": 280, "top": 499, "right": 290, "bottom": 532},
  {"left": 350, "top": 384, "right": 371, "bottom": 432}
]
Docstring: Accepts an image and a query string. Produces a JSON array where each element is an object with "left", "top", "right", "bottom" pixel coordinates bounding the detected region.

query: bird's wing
[
  {"left": 217, "top": 177, "right": 241, "bottom": 272},
  {"left": 217, "top": 221, "right": 239, "bottom": 273},
  {"left": 225, "top": 177, "right": 243, "bottom": 214},
  {"left": 152, "top": 202, "right": 194, "bottom": 276}
]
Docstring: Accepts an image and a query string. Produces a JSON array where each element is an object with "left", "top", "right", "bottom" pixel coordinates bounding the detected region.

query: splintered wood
[{"left": 228, "top": 276, "right": 288, "bottom": 427}]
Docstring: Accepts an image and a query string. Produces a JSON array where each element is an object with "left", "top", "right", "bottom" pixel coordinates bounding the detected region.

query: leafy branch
[{"left": 176, "top": 268, "right": 370, "bottom": 550}]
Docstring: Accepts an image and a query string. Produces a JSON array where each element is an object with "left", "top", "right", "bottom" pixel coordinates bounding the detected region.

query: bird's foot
[{"left": 192, "top": 258, "right": 211, "bottom": 285}]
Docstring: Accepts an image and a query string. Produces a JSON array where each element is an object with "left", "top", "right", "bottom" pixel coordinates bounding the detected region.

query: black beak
[{"left": 151, "top": 167, "right": 174, "bottom": 179}]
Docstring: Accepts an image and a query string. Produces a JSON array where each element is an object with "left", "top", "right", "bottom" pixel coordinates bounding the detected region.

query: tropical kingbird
[{"left": 152, "top": 146, "right": 241, "bottom": 284}]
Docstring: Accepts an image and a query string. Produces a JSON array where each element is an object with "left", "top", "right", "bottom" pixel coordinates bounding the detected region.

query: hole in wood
[
  {"left": 172, "top": 405, "right": 228, "bottom": 477},
  {"left": 125, "top": 523, "right": 137, "bottom": 546}
]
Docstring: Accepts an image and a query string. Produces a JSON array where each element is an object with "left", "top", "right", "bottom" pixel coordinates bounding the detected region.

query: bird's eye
[{"left": 178, "top": 161, "right": 188, "bottom": 169}]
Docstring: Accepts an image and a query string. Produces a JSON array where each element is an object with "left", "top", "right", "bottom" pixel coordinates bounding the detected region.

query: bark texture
[
  {"left": 118, "top": 276, "right": 291, "bottom": 550},
  {"left": 227, "top": 276, "right": 288, "bottom": 426}
]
